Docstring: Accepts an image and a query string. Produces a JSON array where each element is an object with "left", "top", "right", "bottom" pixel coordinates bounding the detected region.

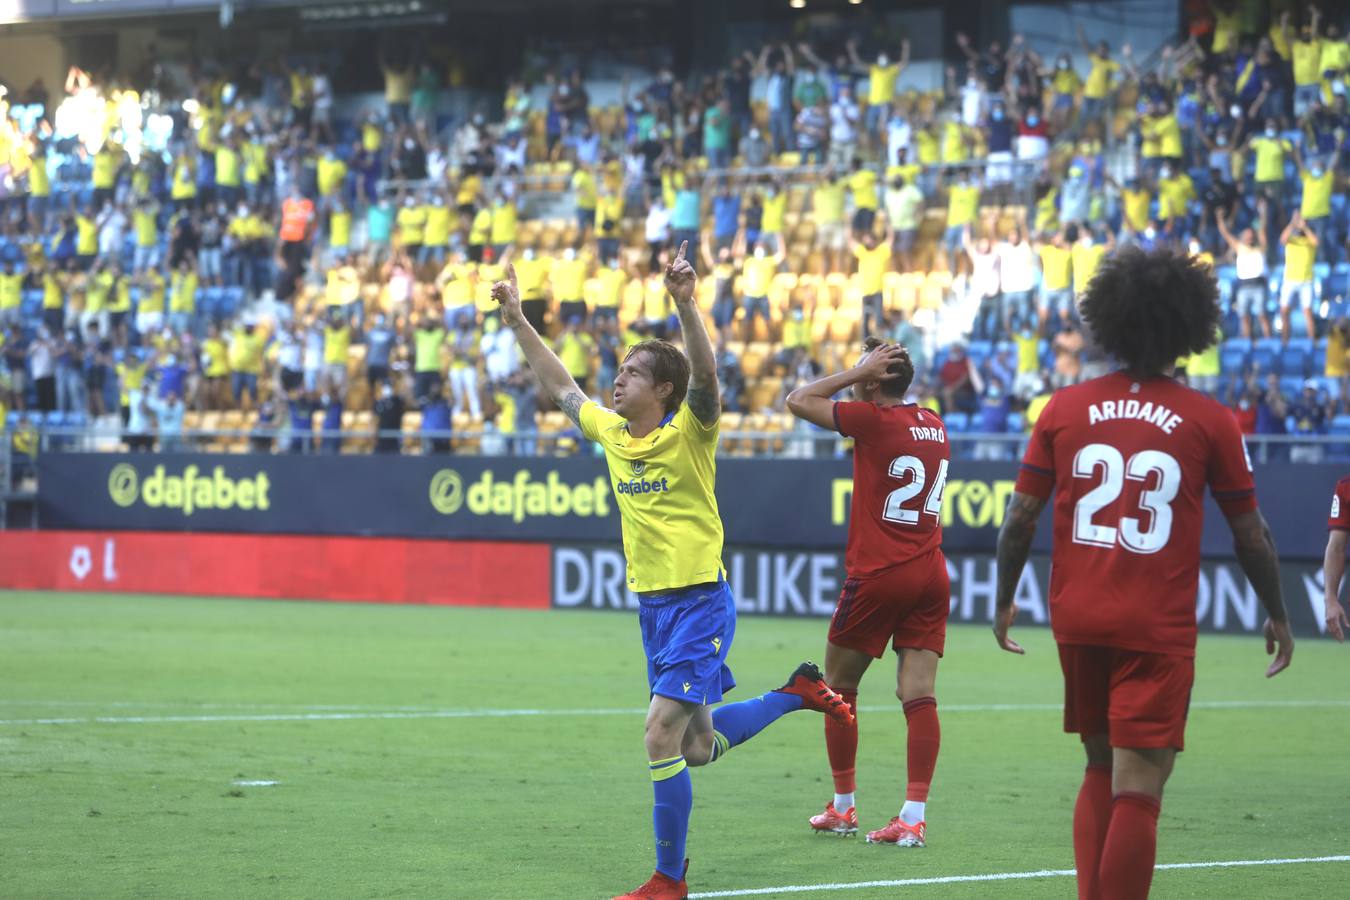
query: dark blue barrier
[{"left": 35, "top": 452, "right": 1344, "bottom": 560}]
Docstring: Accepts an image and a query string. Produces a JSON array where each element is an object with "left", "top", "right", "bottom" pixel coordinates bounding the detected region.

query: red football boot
[
  {"left": 809, "top": 801, "right": 859, "bottom": 835},
  {"left": 612, "top": 860, "right": 688, "bottom": 900},
  {"left": 775, "top": 661, "right": 855, "bottom": 725}
]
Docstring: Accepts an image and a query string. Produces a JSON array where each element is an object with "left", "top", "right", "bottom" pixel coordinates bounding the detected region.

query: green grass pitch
[{"left": 1, "top": 590, "right": 1347, "bottom": 898}]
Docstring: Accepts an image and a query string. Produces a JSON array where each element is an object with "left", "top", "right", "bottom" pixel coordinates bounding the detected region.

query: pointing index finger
[
  {"left": 677, "top": 241, "right": 688, "bottom": 262},
  {"left": 505, "top": 262, "right": 518, "bottom": 288}
]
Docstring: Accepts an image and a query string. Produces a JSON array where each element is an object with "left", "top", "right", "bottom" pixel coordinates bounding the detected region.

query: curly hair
[
  {"left": 862, "top": 336, "right": 916, "bottom": 398},
  {"left": 1077, "top": 246, "right": 1220, "bottom": 376}
]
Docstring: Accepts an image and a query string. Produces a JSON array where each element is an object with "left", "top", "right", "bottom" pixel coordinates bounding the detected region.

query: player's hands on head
[
  {"left": 1262, "top": 617, "right": 1294, "bottom": 677},
  {"left": 1324, "top": 600, "right": 1348, "bottom": 643},
  {"left": 491, "top": 263, "right": 525, "bottom": 329},
  {"left": 664, "top": 241, "right": 697, "bottom": 305},
  {"left": 993, "top": 603, "right": 1026, "bottom": 655},
  {"left": 855, "top": 343, "right": 909, "bottom": 384}
]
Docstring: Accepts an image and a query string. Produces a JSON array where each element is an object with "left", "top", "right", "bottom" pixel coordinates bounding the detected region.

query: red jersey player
[
  {"left": 993, "top": 247, "right": 1293, "bottom": 900},
  {"left": 786, "top": 338, "right": 950, "bottom": 848},
  {"left": 1323, "top": 476, "right": 1350, "bottom": 641}
]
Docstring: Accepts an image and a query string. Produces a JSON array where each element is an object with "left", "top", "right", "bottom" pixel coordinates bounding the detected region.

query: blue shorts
[{"left": 640, "top": 580, "right": 737, "bottom": 706}]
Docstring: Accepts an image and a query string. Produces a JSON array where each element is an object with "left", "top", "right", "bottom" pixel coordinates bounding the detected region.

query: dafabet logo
[
  {"left": 428, "top": 468, "right": 611, "bottom": 523},
  {"left": 107, "top": 463, "right": 272, "bottom": 516}
]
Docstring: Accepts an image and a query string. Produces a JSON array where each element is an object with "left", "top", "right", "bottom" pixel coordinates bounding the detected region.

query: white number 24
[
  {"left": 1072, "top": 443, "right": 1181, "bottom": 554},
  {"left": 882, "top": 456, "right": 949, "bottom": 526}
]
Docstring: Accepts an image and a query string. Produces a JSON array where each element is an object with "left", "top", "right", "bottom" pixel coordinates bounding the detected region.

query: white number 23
[{"left": 1072, "top": 443, "right": 1181, "bottom": 554}]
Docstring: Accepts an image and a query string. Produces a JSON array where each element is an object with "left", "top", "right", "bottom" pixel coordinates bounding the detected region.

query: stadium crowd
[{"left": 1, "top": 1, "right": 1349, "bottom": 460}]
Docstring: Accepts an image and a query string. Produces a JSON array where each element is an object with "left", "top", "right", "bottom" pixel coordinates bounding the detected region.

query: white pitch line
[
  {"left": 0, "top": 698, "right": 1346, "bottom": 727},
  {"left": 687, "top": 855, "right": 1350, "bottom": 898}
]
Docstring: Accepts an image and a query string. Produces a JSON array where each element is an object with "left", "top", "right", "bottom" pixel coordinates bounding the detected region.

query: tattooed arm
[
  {"left": 665, "top": 240, "right": 720, "bottom": 424},
  {"left": 490, "top": 264, "right": 588, "bottom": 428},
  {"left": 1226, "top": 507, "right": 1294, "bottom": 676},
  {"left": 992, "top": 491, "right": 1047, "bottom": 654}
]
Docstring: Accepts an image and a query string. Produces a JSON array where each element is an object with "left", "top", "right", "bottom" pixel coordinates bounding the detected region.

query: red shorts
[
  {"left": 1057, "top": 643, "right": 1195, "bottom": 751},
  {"left": 829, "top": 550, "right": 949, "bottom": 659}
]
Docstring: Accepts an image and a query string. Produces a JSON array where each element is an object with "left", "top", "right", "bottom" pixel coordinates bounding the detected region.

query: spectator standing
[
  {"left": 150, "top": 391, "right": 185, "bottom": 453},
  {"left": 373, "top": 382, "right": 405, "bottom": 454},
  {"left": 1279, "top": 213, "right": 1319, "bottom": 343}
]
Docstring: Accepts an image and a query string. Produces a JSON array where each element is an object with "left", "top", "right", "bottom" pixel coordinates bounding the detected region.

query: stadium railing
[{"left": 13, "top": 425, "right": 1346, "bottom": 464}]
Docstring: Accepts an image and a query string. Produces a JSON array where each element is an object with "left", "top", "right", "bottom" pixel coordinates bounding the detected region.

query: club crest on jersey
[
  {"left": 631, "top": 460, "right": 647, "bottom": 476},
  {"left": 711, "top": 636, "right": 722, "bottom": 653},
  {"left": 682, "top": 682, "right": 691, "bottom": 694}
]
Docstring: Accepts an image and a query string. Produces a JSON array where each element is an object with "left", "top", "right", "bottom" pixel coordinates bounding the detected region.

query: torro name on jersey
[
  {"left": 908, "top": 426, "right": 946, "bottom": 443},
  {"left": 1088, "top": 399, "right": 1184, "bottom": 433}
]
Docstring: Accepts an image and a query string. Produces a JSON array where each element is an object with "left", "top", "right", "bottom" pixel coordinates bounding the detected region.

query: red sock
[
  {"left": 901, "top": 696, "right": 940, "bottom": 802},
  {"left": 1073, "top": 764, "right": 1113, "bottom": 900},
  {"left": 1099, "top": 792, "right": 1161, "bottom": 900},
  {"left": 824, "top": 689, "right": 858, "bottom": 794}
]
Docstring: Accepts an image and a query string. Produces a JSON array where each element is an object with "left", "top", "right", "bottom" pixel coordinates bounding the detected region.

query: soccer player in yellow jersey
[{"left": 491, "top": 245, "right": 852, "bottom": 900}]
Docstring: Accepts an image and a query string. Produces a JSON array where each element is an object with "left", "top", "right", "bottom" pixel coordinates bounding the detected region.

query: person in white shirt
[
  {"left": 963, "top": 226, "right": 1002, "bottom": 341},
  {"left": 481, "top": 317, "right": 520, "bottom": 383},
  {"left": 645, "top": 196, "right": 673, "bottom": 272},
  {"left": 996, "top": 224, "right": 1038, "bottom": 335},
  {"left": 886, "top": 107, "right": 912, "bottom": 169},
  {"left": 97, "top": 204, "right": 128, "bottom": 258},
  {"left": 311, "top": 72, "right": 334, "bottom": 143},
  {"left": 828, "top": 85, "right": 860, "bottom": 166}
]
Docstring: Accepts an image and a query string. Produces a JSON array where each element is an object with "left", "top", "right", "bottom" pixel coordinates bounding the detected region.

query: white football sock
[
  {"left": 833, "top": 792, "right": 855, "bottom": 813},
  {"left": 900, "top": 800, "right": 925, "bottom": 825}
]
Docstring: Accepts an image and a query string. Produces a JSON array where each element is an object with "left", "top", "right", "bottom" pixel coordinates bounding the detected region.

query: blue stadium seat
[
  {"left": 1251, "top": 338, "right": 1281, "bottom": 373},
  {"left": 1220, "top": 338, "right": 1250, "bottom": 375},
  {"left": 4, "top": 411, "right": 19, "bottom": 429},
  {"left": 65, "top": 411, "right": 87, "bottom": 428},
  {"left": 1007, "top": 412, "right": 1025, "bottom": 433},
  {"left": 1279, "top": 375, "right": 1307, "bottom": 399},
  {"left": 1279, "top": 341, "right": 1311, "bottom": 376},
  {"left": 967, "top": 341, "right": 993, "bottom": 369},
  {"left": 43, "top": 411, "right": 64, "bottom": 426},
  {"left": 944, "top": 412, "right": 970, "bottom": 432},
  {"left": 1314, "top": 339, "right": 1328, "bottom": 373}
]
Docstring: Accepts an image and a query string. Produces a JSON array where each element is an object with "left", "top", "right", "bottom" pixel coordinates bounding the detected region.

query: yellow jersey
[
  {"left": 42, "top": 273, "right": 63, "bottom": 310},
  {"left": 139, "top": 273, "right": 166, "bottom": 315},
  {"left": 317, "top": 156, "right": 347, "bottom": 197},
  {"left": 475, "top": 263, "right": 505, "bottom": 312},
  {"left": 551, "top": 258, "right": 587, "bottom": 301},
  {"left": 572, "top": 170, "right": 597, "bottom": 210},
  {"left": 946, "top": 183, "right": 980, "bottom": 227},
  {"left": 438, "top": 263, "right": 474, "bottom": 308},
  {"left": 324, "top": 326, "right": 351, "bottom": 366},
  {"left": 228, "top": 330, "right": 264, "bottom": 374},
  {"left": 1071, "top": 243, "right": 1106, "bottom": 295},
  {"left": 85, "top": 272, "right": 112, "bottom": 313},
  {"left": 29, "top": 159, "right": 50, "bottom": 197},
  {"left": 1293, "top": 39, "right": 1322, "bottom": 86},
  {"left": 513, "top": 257, "right": 551, "bottom": 301},
  {"left": 108, "top": 277, "right": 132, "bottom": 313},
  {"left": 202, "top": 338, "right": 229, "bottom": 377},
  {"left": 1284, "top": 235, "right": 1316, "bottom": 283},
  {"left": 170, "top": 271, "right": 198, "bottom": 314},
  {"left": 1250, "top": 136, "right": 1290, "bottom": 183},
  {"left": 848, "top": 169, "right": 879, "bottom": 211},
  {"left": 812, "top": 179, "right": 846, "bottom": 224},
  {"left": 330, "top": 209, "right": 352, "bottom": 248},
  {"left": 589, "top": 267, "right": 626, "bottom": 308},
  {"left": 76, "top": 216, "right": 98, "bottom": 256},
  {"left": 134, "top": 208, "right": 157, "bottom": 247},
  {"left": 1014, "top": 332, "right": 1039, "bottom": 374},
  {"left": 595, "top": 195, "right": 623, "bottom": 238},
  {"left": 1157, "top": 174, "right": 1194, "bottom": 221},
  {"left": 854, "top": 243, "right": 890, "bottom": 295},
  {"left": 741, "top": 256, "right": 777, "bottom": 297},
  {"left": 1121, "top": 188, "right": 1151, "bottom": 232},
  {"left": 469, "top": 208, "right": 493, "bottom": 245},
  {"left": 397, "top": 205, "right": 427, "bottom": 245},
  {"left": 761, "top": 192, "right": 787, "bottom": 234},
  {"left": 1084, "top": 56, "right": 1119, "bottom": 99},
  {"left": 1300, "top": 169, "right": 1334, "bottom": 220},
  {"left": 868, "top": 63, "right": 900, "bottom": 106},
  {"left": 92, "top": 149, "right": 118, "bottom": 189},
  {"left": 0, "top": 273, "right": 21, "bottom": 310},
  {"left": 424, "top": 204, "right": 452, "bottom": 246},
  {"left": 1039, "top": 244, "right": 1072, "bottom": 291},
  {"left": 215, "top": 146, "right": 241, "bottom": 187},
  {"left": 490, "top": 202, "right": 518, "bottom": 245},
  {"left": 579, "top": 401, "right": 724, "bottom": 594}
]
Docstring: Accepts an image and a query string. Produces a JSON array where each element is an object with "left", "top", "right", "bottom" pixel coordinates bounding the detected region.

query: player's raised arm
[
  {"left": 786, "top": 341, "right": 909, "bottom": 430},
  {"left": 993, "top": 491, "right": 1046, "bottom": 655},
  {"left": 667, "top": 241, "right": 719, "bottom": 424},
  {"left": 1323, "top": 529, "right": 1349, "bottom": 642},
  {"left": 1224, "top": 508, "right": 1294, "bottom": 676},
  {"left": 491, "top": 264, "right": 588, "bottom": 427}
]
